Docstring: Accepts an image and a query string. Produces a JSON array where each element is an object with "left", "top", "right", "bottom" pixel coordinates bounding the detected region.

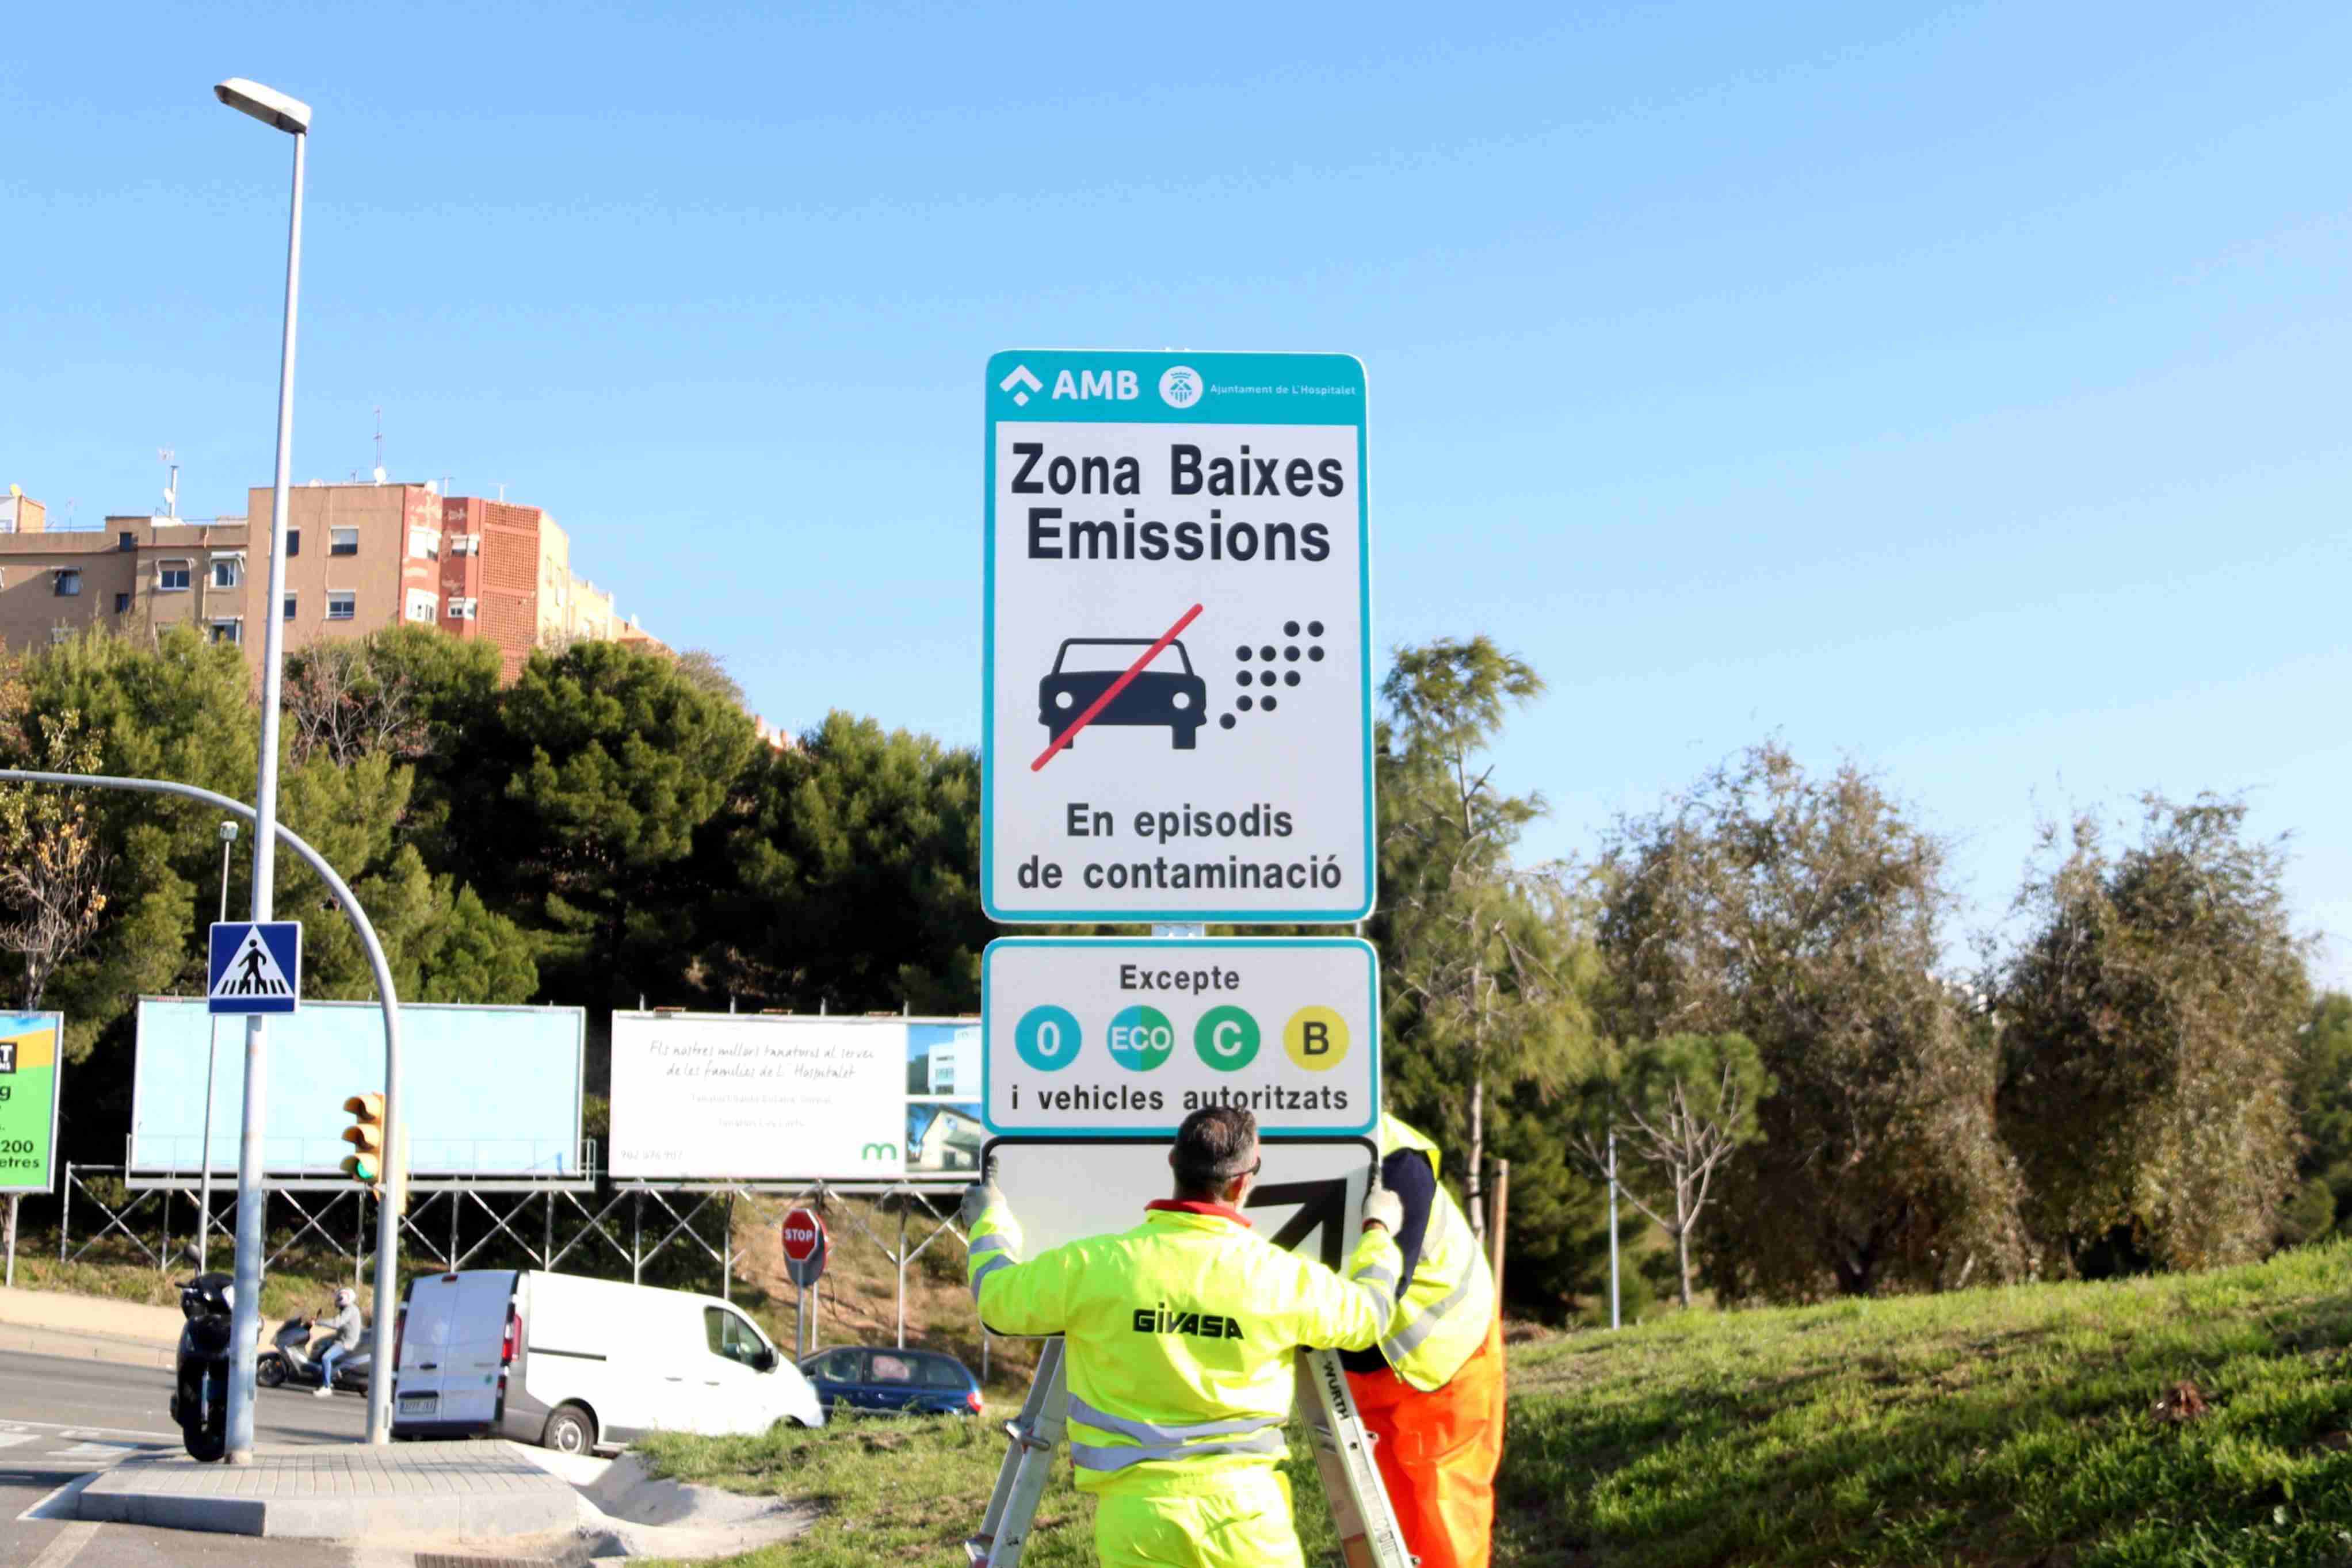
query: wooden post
[{"left": 1487, "top": 1160, "right": 1509, "bottom": 1307}]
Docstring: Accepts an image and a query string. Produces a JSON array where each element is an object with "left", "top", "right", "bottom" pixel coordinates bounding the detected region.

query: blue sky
[{"left": 5, "top": 2, "right": 2347, "bottom": 985}]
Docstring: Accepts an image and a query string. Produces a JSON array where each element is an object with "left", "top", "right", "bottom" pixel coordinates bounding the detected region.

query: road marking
[
  {"left": 0, "top": 1418, "right": 180, "bottom": 1443},
  {"left": 25, "top": 1520, "right": 98, "bottom": 1567},
  {"left": 1030, "top": 601, "right": 1204, "bottom": 770},
  {"left": 0, "top": 1433, "right": 35, "bottom": 1449}
]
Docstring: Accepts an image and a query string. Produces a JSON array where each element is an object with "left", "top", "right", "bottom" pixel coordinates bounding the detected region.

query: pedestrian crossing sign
[{"left": 207, "top": 921, "right": 302, "bottom": 1015}]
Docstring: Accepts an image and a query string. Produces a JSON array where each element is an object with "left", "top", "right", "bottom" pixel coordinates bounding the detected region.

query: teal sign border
[
  {"left": 980, "top": 936, "right": 1380, "bottom": 1138},
  {"left": 982, "top": 349, "right": 1376, "bottom": 924}
]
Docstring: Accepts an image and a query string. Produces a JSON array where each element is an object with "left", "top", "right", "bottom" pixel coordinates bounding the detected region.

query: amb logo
[
  {"left": 860, "top": 1142, "right": 898, "bottom": 1163},
  {"left": 1132, "top": 1303, "right": 1246, "bottom": 1341}
]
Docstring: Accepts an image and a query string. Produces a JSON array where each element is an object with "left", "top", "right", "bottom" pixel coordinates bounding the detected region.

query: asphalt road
[{"left": 0, "top": 1349, "right": 369, "bottom": 1568}]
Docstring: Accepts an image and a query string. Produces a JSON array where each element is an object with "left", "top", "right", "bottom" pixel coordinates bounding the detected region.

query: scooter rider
[{"left": 313, "top": 1287, "right": 365, "bottom": 1397}]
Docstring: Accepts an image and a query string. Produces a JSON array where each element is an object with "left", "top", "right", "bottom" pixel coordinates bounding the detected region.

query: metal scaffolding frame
[{"left": 45, "top": 1165, "right": 983, "bottom": 1356}]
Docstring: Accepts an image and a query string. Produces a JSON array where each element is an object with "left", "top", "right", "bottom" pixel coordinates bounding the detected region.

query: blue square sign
[{"left": 208, "top": 921, "right": 302, "bottom": 1015}]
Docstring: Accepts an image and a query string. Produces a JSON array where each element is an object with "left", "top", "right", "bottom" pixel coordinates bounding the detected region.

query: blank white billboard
[{"left": 132, "top": 997, "right": 585, "bottom": 1179}]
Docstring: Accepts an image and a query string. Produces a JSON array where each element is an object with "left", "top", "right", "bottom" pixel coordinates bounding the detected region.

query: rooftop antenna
[
  {"left": 371, "top": 407, "right": 387, "bottom": 485},
  {"left": 158, "top": 446, "right": 179, "bottom": 519},
  {"left": 497, "top": 483, "right": 506, "bottom": 503}
]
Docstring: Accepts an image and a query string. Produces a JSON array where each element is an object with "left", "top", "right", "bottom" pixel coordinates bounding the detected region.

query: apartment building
[{"left": 0, "top": 481, "right": 665, "bottom": 681}]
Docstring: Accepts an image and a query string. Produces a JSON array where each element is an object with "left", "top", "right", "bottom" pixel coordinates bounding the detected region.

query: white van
[{"left": 390, "top": 1269, "right": 822, "bottom": 1453}]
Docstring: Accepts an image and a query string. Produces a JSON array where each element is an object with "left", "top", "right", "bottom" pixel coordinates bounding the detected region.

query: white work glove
[
  {"left": 958, "top": 1176, "right": 1005, "bottom": 1233},
  {"left": 1361, "top": 1180, "right": 1403, "bottom": 1235}
]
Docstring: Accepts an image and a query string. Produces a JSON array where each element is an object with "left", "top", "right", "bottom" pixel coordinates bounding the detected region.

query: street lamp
[
  {"left": 215, "top": 73, "right": 308, "bottom": 1467},
  {"left": 196, "top": 820, "right": 239, "bottom": 1273}
]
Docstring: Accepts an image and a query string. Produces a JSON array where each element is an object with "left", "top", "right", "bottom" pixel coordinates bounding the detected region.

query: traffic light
[{"left": 341, "top": 1092, "right": 386, "bottom": 1192}]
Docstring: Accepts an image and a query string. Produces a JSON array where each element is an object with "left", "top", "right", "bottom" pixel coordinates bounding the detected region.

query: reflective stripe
[
  {"left": 1068, "top": 1429, "right": 1288, "bottom": 1472},
  {"left": 1351, "top": 1264, "right": 1399, "bottom": 1296},
  {"left": 969, "top": 1253, "right": 1014, "bottom": 1301},
  {"left": 1066, "top": 1395, "right": 1282, "bottom": 1445},
  {"left": 1381, "top": 1256, "right": 1476, "bottom": 1362},
  {"left": 968, "top": 1233, "right": 1013, "bottom": 1260}
]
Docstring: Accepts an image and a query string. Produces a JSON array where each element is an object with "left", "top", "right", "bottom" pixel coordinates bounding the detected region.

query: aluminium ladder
[{"left": 966, "top": 1338, "right": 1415, "bottom": 1568}]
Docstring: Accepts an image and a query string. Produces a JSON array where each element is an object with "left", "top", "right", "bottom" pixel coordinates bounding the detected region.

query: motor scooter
[
  {"left": 170, "top": 1271, "right": 235, "bottom": 1462},
  {"left": 257, "top": 1315, "right": 372, "bottom": 1393}
]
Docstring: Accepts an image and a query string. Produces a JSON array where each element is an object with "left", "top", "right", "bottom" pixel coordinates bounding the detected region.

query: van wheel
[{"left": 543, "top": 1403, "right": 595, "bottom": 1455}]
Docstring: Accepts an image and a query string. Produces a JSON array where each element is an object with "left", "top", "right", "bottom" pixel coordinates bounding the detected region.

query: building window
[
  {"left": 408, "top": 527, "right": 441, "bottom": 561},
  {"left": 211, "top": 558, "right": 241, "bottom": 589},
  {"left": 158, "top": 561, "right": 190, "bottom": 592},
  {"left": 287, "top": 528, "right": 301, "bottom": 557},
  {"left": 54, "top": 568, "right": 82, "bottom": 597},
  {"left": 283, "top": 594, "right": 297, "bottom": 621},
  {"left": 405, "top": 588, "right": 438, "bottom": 624},
  {"left": 327, "top": 591, "right": 356, "bottom": 621},
  {"left": 445, "top": 597, "right": 478, "bottom": 620},
  {"left": 330, "top": 527, "right": 359, "bottom": 556},
  {"left": 208, "top": 619, "right": 242, "bottom": 647},
  {"left": 448, "top": 533, "right": 479, "bottom": 556},
  {"left": 118, "top": 530, "right": 136, "bottom": 552},
  {"left": 114, "top": 591, "right": 131, "bottom": 614}
]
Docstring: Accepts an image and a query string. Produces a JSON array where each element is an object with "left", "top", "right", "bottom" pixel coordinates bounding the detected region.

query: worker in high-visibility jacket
[
  {"left": 961, "top": 1105, "right": 1404, "bottom": 1568},
  {"left": 1339, "top": 1111, "right": 1506, "bottom": 1568}
]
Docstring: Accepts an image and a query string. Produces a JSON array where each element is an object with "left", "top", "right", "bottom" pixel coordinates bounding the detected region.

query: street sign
[
  {"left": 980, "top": 1137, "right": 1377, "bottom": 1275},
  {"left": 982, "top": 938, "right": 1379, "bottom": 1139},
  {"left": 207, "top": 921, "right": 301, "bottom": 1016},
  {"left": 781, "top": 1207, "right": 828, "bottom": 1288},
  {"left": 982, "top": 349, "right": 1374, "bottom": 924},
  {"left": 0, "top": 1014, "right": 63, "bottom": 1195}
]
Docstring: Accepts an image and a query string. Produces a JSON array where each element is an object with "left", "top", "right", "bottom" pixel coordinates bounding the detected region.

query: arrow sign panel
[{"left": 207, "top": 921, "right": 302, "bottom": 1016}]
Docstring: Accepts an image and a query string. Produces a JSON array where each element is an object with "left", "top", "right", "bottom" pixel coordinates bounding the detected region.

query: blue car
[{"left": 797, "top": 1346, "right": 983, "bottom": 1417}]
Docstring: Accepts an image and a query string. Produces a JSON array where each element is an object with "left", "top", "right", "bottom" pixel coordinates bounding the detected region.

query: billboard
[
  {"left": 610, "top": 1012, "right": 915, "bottom": 1181},
  {"left": 131, "top": 997, "right": 585, "bottom": 1183},
  {"left": 0, "top": 1013, "right": 63, "bottom": 1195}
]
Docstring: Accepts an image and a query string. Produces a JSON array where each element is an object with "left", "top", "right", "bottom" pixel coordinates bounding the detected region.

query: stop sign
[{"left": 781, "top": 1207, "right": 827, "bottom": 1288}]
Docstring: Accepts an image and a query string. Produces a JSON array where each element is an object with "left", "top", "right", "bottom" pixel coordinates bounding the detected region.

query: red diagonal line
[{"left": 1031, "top": 603, "right": 1205, "bottom": 771}]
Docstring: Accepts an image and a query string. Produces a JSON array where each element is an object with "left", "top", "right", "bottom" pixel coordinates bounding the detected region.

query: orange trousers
[{"left": 1345, "top": 1316, "right": 1505, "bottom": 1568}]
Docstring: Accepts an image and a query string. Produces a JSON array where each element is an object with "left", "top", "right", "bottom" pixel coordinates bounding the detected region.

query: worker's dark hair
[{"left": 1170, "top": 1106, "right": 1258, "bottom": 1199}]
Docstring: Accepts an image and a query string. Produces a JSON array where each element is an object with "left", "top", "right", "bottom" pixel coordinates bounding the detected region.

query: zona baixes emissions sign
[{"left": 983, "top": 350, "right": 1373, "bottom": 923}]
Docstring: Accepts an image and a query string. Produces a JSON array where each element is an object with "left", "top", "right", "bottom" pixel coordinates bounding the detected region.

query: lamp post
[
  {"left": 213, "top": 74, "right": 309, "bottom": 1466},
  {"left": 196, "top": 819, "right": 239, "bottom": 1273}
]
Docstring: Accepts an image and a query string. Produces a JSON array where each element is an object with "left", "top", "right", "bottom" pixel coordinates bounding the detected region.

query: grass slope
[{"left": 638, "top": 1240, "right": 2352, "bottom": 1568}]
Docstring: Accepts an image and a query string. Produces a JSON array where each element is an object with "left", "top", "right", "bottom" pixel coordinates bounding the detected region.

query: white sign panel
[
  {"left": 982, "top": 938, "right": 1379, "bottom": 1139},
  {"left": 609, "top": 1013, "right": 907, "bottom": 1180},
  {"left": 981, "top": 1138, "right": 1378, "bottom": 1287},
  {"left": 983, "top": 350, "right": 1374, "bottom": 923}
]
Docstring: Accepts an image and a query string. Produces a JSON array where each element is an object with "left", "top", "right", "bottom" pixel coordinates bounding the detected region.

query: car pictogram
[{"left": 1038, "top": 637, "right": 1208, "bottom": 750}]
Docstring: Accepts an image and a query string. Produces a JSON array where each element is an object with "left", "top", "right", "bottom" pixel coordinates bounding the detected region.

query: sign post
[
  {"left": 983, "top": 350, "right": 1374, "bottom": 925},
  {"left": 781, "top": 1207, "right": 827, "bottom": 1360},
  {"left": 972, "top": 350, "right": 1401, "bottom": 1567},
  {"left": 0, "top": 1013, "right": 64, "bottom": 1290}
]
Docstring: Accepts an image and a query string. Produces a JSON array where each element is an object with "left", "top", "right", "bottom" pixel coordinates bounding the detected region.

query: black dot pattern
[
  {"left": 1219, "top": 714, "right": 1235, "bottom": 730},
  {"left": 1284, "top": 621, "right": 1300, "bottom": 636},
  {"left": 1261, "top": 697, "right": 1277, "bottom": 712},
  {"left": 1284, "top": 671, "right": 1300, "bottom": 687},
  {"left": 1235, "top": 645, "right": 1253, "bottom": 661},
  {"left": 1308, "top": 621, "right": 1324, "bottom": 636},
  {"left": 1237, "top": 695, "right": 1254, "bottom": 712}
]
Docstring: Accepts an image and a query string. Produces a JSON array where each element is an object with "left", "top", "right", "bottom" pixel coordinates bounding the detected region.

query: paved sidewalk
[{"left": 77, "top": 1440, "right": 580, "bottom": 1538}]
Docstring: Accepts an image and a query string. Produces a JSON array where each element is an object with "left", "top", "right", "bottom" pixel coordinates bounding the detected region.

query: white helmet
[{"left": 335, "top": 1287, "right": 357, "bottom": 1309}]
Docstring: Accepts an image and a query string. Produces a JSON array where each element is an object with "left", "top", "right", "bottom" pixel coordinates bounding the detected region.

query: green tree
[
  {"left": 9, "top": 628, "right": 257, "bottom": 1055},
  {"left": 1570, "top": 1032, "right": 1771, "bottom": 1309},
  {"left": 2290, "top": 991, "right": 2352, "bottom": 1237},
  {"left": 1377, "top": 637, "right": 1593, "bottom": 1240},
  {"left": 715, "top": 713, "right": 987, "bottom": 1012},
  {"left": 467, "top": 641, "right": 755, "bottom": 1008},
  {"left": 0, "top": 712, "right": 110, "bottom": 1009},
  {"left": 1596, "top": 743, "right": 2028, "bottom": 1299},
  {"left": 1997, "top": 797, "right": 2313, "bottom": 1273}
]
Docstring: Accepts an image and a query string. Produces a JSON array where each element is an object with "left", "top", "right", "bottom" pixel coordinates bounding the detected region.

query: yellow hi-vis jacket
[
  {"left": 968, "top": 1201, "right": 1403, "bottom": 1494},
  {"left": 1376, "top": 1113, "right": 1498, "bottom": 1392}
]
